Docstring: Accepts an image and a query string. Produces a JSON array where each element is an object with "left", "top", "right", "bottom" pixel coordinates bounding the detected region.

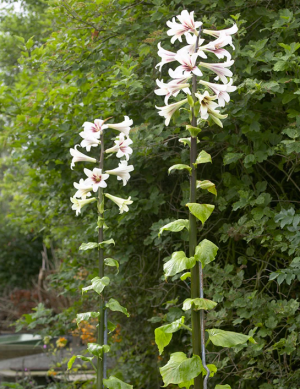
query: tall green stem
[
  {"left": 189, "top": 31, "right": 203, "bottom": 389},
  {"left": 97, "top": 132, "right": 105, "bottom": 389}
]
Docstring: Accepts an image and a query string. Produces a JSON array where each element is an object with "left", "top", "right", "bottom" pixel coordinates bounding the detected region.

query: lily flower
[
  {"left": 73, "top": 179, "right": 93, "bottom": 199},
  {"left": 199, "top": 34, "right": 233, "bottom": 60},
  {"left": 154, "top": 78, "right": 191, "bottom": 105},
  {"left": 199, "top": 79, "right": 236, "bottom": 107},
  {"left": 70, "top": 145, "right": 97, "bottom": 170},
  {"left": 156, "top": 98, "right": 188, "bottom": 126},
  {"left": 79, "top": 130, "right": 101, "bottom": 152},
  {"left": 105, "top": 193, "right": 133, "bottom": 214},
  {"left": 105, "top": 160, "right": 134, "bottom": 186},
  {"left": 70, "top": 197, "right": 97, "bottom": 216},
  {"left": 105, "top": 133, "right": 133, "bottom": 161},
  {"left": 107, "top": 116, "right": 133, "bottom": 137},
  {"left": 174, "top": 52, "right": 202, "bottom": 77},
  {"left": 203, "top": 23, "right": 238, "bottom": 38},
  {"left": 167, "top": 10, "right": 202, "bottom": 43},
  {"left": 156, "top": 43, "right": 177, "bottom": 71},
  {"left": 199, "top": 60, "right": 234, "bottom": 84},
  {"left": 178, "top": 33, "right": 205, "bottom": 56},
  {"left": 195, "top": 92, "right": 227, "bottom": 127},
  {"left": 84, "top": 168, "right": 109, "bottom": 192},
  {"left": 82, "top": 119, "right": 108, "bottom": 139}
]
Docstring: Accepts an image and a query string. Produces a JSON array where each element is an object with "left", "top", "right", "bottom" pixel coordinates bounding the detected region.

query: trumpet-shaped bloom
[
  {"left": 84, "top": 168, "right": 109, "bottom": 192},
  {"left": 199, "top": 79, "right": 236, "bottom": 107},
  {"left": 79, "top": 130, "right": 101, "bottom": 152},
  {"left": 178, "top": 33, "right": 205, "bottom": 56},
  {"left": 82, "top": 119, "right": 108, "bottom": 139},
  {"left": 156, "top": 98, "right": 188, "bottom": 126},
  {"left": 70, "top": 145, "right": 97, "bottom": 170},
  {"left": 105, "top": 193, "right": 133, "bottom": 214},
  {"left": 156, "top": 43, "right": 177, "bottom": 71},
  {"left": 199, "top": 34, "right": 233, "bottom": 60},
  {"left": 105, "top": 160, "right": 134, "bottom": 186},
  {"left": 70, "top": 197, "right": 97, "bottom": 216},
  {"left": 73, "top": 179, "right": 93, "bottom": 199},
  {"left": 195, "top": 92, "right": 227, "bottom": 127},
  {"left": 167, "top": 10, "right": 202, "bottom": 43},
  {"left": 107, "top": 116, "right": 133, "bottom": 137},
  {"left": 203, "top": 23, "right": 238, "bottom": 38},
  {"left": 105, "top": 133, "right": 133, "bottom": 161},
  {"left": 155, "top": 78, "right": 191, "bottom": 105},
  {"left": 174, "top": 52, "right": 202, "bottom": 77},
  {"left": 199, "top": 60, "right": 234, "bottom": 84}
]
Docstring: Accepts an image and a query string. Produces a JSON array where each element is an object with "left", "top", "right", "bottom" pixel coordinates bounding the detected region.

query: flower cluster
[
  {"left": 155, "top": 10, "right": 238, "bottom": 127},
  {"left": 70, "top": 117, "right": 134, "bottom": 215}
]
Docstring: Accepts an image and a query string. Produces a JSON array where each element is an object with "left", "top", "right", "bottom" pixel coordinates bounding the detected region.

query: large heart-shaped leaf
[
  {"left": 79, "top": 242, "right": 98, "bottom": 251},
  {"left": 82, "top": 276, "right": 110, "bottom": 295},
  {"left": 87, "top": 343, "right": 110, "bottom": 358},
  {"left": 163, "top": 251, "right": 196, "bottom": 278},
  {"left": 195, "top": 239, "right": 218, "bottom": 268},
  {"left": 182, "top": 298, "right": 217, "bottom": 311},
  {"left": 186, "top": 203, "right": 214, "bottom": 224},
  {"left": 206, "top": 329, "right": 256, "bottom": 348},
  {"left": 197, "top": 180, "right": 217, "bottom": 196},
  {"left": 168, "top": 164, "right": 192, "bottom": 175},
  {"left": 103, "top": 376, "right": 133, "bottom": 389},
  {"left": 194, "top": 150, "right": 212, "bottom": 165},
  {"left": 215, "top": 385, "right": 231, "bottom": 389},
  {"left": 76, "top": 311, "right": 100, "bottom": 326},
  {"left": 155, "top": 317, "right": 184, "bottom": 354},
  {"left": 159, "top": 219, "right": 189, "bottom": 236},
  {"left": 106, "top": 298, "right": 129, "bottom": 317}
]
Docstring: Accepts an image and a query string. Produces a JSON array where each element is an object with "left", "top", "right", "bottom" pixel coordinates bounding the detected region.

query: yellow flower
[{"left": 56, "top": 337, "right": 68, "bottom": 348}]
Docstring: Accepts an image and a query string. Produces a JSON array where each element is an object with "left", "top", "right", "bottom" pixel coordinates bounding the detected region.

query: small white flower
[
  {"left": 105, "top": 133, "right": 133, "bottom": 161},
  {"left": 70, "top": 145, "right": 97, "bottom": 170},
  {"left": 82, "top": 119, "right": 108, "bottom": 139},
  {"left": 156, "top": 42, "right": 177, "bottom": 71},
  {"left": 174, "top": 52, "right": 203, "bottom": 77},
  {"left": 199, "top": 79, "right": 236, "bottom": 107},
  {"left": 70, "top": 197, "right": 97, "bottom": 216},
  {"left": 73, "top": 179, "right": 93, "bottom": 199},
  {"left": 79, "top": 130, "right": 101, "bottom": 152},
  {"left": 105, "top": 193, "right": 133, "bottom": 214},
  {"left": 84, "top": 168, "right": 110, "bottom": 192},
  {"left": 107, "top": 116, "right": 133, "bottom": 137},
  {"left": 199, "top": 60, "right": 234, "bottom": 84},
  {"left": 105, "top": 160, "right": 134, "bottom": 186},
  {"left": 203, "top": 23, "right": 238, "bottom": 39},
  {"left": 154, "top": 78, "right": 191, "bottom": 105},
  {"left": 156, "top": 98, "right": 188, "bottom": 126},
  {"left": 167, "top": 10, "right": 202, "bottom": 43}
]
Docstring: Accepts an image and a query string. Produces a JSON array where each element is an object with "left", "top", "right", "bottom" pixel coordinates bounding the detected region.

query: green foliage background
[{"left": 0, "top": 0, "right": 300, "bottom": 388}]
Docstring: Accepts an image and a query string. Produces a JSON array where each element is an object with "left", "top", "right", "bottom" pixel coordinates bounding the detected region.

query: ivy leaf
[
  {"left": 67, "top": 355, "right": 77, "bottom": 370},
  {"left": 223, "top": 153, "right": 244, "bottom": 165},
  {"left": 76, "top": 311, "right": 100, "bottom": 326},
  {"left": 168, "top": 164, "right": 192, "bottom": 175},
  {"left": 182, "top": 298, "right": 217, "bottom": 311},
  {"left": 163, "top": 251, "right": 196, "bottom": 278},
  {"left": 106, "top": 298, "right": 130, "bottom": 317},
  {"left": 160, "top": 352, "right": 203, "bottom": 386},
  {"left": 206, "top": 329, "right": 256, "bottom": 347},
  {"left": 155, "top": 317, "right": 184, "bottom": 354},
  {"left": 79, "top": 242, "right": 98, "bottom": 251},
  {"left": 194, "top": 150, "right": 212, "bottom": 165},
  {"left": 82, "top": 276, "right": 110, "bottom": 295},
  {"left": 195, "top": 239, "right": 219, "bottom": 268},
  {"left": 159, "top": 219, "right": 189, "bottom": 236},
  {"left": 99, "top": 239, "right": 115, "bottom": 248},
  {"left": 104, "top": 258, "right": 119, "bottom": 273},
  {"left": 103, "top": 376, "right": 133, "bottom": 389},
  {"left": 186, "top": 203, "right": 215, "bottom": 224},
  {"left": 197, "top": 180, "right": 217, "bottom": 196},
  {"left": 87, "top": 343, "right": 110, "bottom": 358},
  {"left": 180, "top": 272, "right": 191, "bottom": 281}
]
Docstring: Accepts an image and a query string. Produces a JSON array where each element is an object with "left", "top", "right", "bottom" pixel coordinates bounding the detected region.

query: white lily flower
[
  {"left": 156, "top": 42, "right": 177, "bottom": 71},
  {"left": 70, "top": 197, "right": 97, "bottom": 216},
  {"left": 73, "top": 179, "right": 93, "bottom": 199},
  {"left": 82, "top": 119, "right": 108, "bottom": 139},
  {"left": 155, "top": 78, "right": 191, "bottom": 105},
  {"left": 156, "top": 98, "right": 188, "bottom": 126},
  {"left": 199, "top": 34, "right": 233, "bottom": 60},
  {"left": 84, "top": 168, "right": 109, "bottom": 192},
  {"left": 70, "top": 145, "right": 97, "bottom": 170},
  {"left": 199, "top": 60, "right": 234, "bottom": 84},
  {"left": 178, "top": 33, "right": 206, "bottom": 56},
  {"left": 105, "top": 133, "right": 133, "bottom": 161},
  {"left": 105, "top": 160, "right": 134, "bottom": 186},
  {"left": 167, "top": 10, "right": 202, "bottom": 43},
  {"left": 195, "top": 92, "right": 227, "bottom": 127},
  {"left": 79, "top": 130, "right": 101, "bottom": 152},
  {"left": 203, "top": 23, "right": 238, "bottom": 38},
  {"left": 107, "top": 116, "right": 133, "bottom": 137},
  {"left": 174, "top": 52, "right": 202, "bottom": 77},
  {"left": 199, "top": 79, "right": 236, "bottom": 107},
  {"left": 105, "top": 193, "right": 133, "bottom": 214}
]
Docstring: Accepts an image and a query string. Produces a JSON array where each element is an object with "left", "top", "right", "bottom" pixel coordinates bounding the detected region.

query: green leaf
[
  {"left": 99, "top": 239, "right": 115, "bottom": 248},
  {"left": 168, "top": 164, "right": 192, "bottom": 175},
  {"left": 179, "top": 380, "right": 193, "bottom": 389},
  {"left": 155, "top": 317, "right": 184, "bottom": 354},
  {"left": 163, "top": 251, "right": 196, "bottom": 278},
  {"left": 197, "top": 180, "right": 217, "bottom": 196},
  {"left": 107, "top": 321, "right": 117, "bottom": 333},
  {"left": 206, "top": 329, "right": 256, "bottom": 347},
  {"left": 180, "top": 272, "right": 191, "bottom": 281},
  {"left": 76, "top": 311, "right": 100, "bottom": 326},
  {"left": 179, "top": 138, "right": 191, "bottom": 147},
  {"left": 194, "top": 150, "right": 212, "bottom": 165},
  {"left": 82, "top": 276, "right": 110, "bottom": 295},
  {"left": 206, "top": 364, "right": 217, "bottom": 377},
  {"left": 182, "top": 298, "right": 217, "bottom": 311},
  {"left": 67, "top": 355, "right": 77, "bottom": 370},
  {"left": 79, "top": 242, "right": 98, "bottom": 251},
  {"left": 195, "top": 239, "right": 219, "bottom": 268},
  {"left": 186, "top": 203, "right": 215, "bottom": 224},
  {"left": 186, "top": 125, "right": 202, "bottom": 137},
  {"left": 160, "top": 352, "right": 203, "bottom": 386},
  {"left": 215, "top": 385, "right": 231, "bottom": 389},
  {"left": 187, "top": 94, "right": 194, "bottom": 107},
  {"left": 106, "top": 298, "right": 130, "bottom": 317},
  {"left": 159, "top": 219, "right": 189, "bottom": 236},
  {"left": 104, "top": 258, "right": 119, "bottom": 273},
  {"left": 223, "top": 153, "right": 244, "bottom": 165},
  {"left": 103, "top": 376, "right": 133, "bottom": 389},
  {"left": 76, "top": 355, "right": 95, "bottom": 362},
  {"left": 87, "top": 343, "right": 110, "bottom": 358}
]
